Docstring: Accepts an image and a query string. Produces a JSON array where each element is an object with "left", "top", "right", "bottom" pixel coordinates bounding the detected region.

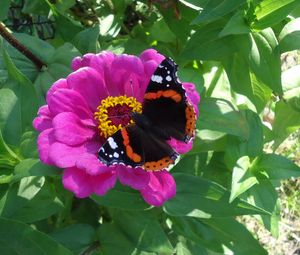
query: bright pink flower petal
[
  {"left": 62, "top": 167, "right": 117, "bottom": 198},
  {"left": 33, "top": 106, "right": 52, "bottom": 132},
  {"left": 67, "top": 67, "right": 109, "bottom": 112},
  {"left": 52, "top": 112, "right": 96, "bottom": 146},
  {"left": 37, "top": 128, "right": 56, "bottom": 165},
  {"left": 140, "top": 49, "right": 165, "bottom": 64},
  {"left": 46, "top": 79, "right": 69, "bottom": 103},
  {"left": 63, "top": 167, "right": 94, "bottom": 198},
  {"left": 76, "top": 153, "right": 112, "bottom": 175},
  {"left": 168, "top": 138, "right": 193, "bottom": 154},
  {"left": 47, "top": 88, "right": 92, "bottom": 119},
  {"left": 117, "top": 165, "right": 150, "bottom": 190},
  {"left": 48, "top": 141, "right": 99, "bottom": 168},
  {"left": 140, "top": 170, "right": 176, "bottom": 206},
  {"left": 92, "top": 169, "right": 117, "bottom": 196},
  {"left": 107, "top": 55, "right": 144, "bottom": 96},
  {"left": 183, "top": 82, "right": 200, "bottom": 116}
]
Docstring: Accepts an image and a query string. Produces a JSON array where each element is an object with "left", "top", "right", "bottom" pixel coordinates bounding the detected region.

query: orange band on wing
[
  {"left": 121, "top": 128, "right": 142, "bottom": 163},
  {"left": 185, "top": 104, "right": 196, "bottom": 137},
  {"left": 144, "top": 89, "right": 182, "bottom": 102},
  {"left": 143, "top": 156, "right": 174, "bottom": 172}
]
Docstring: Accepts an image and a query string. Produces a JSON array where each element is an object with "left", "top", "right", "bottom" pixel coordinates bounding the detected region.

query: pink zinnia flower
[{"left": 33, "top": 49, "right": 200, "bottom": 206}]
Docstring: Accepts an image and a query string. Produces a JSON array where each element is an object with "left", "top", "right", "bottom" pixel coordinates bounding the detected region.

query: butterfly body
[{"left": 98, "top": 57, "right": 196, "bottom": 171}]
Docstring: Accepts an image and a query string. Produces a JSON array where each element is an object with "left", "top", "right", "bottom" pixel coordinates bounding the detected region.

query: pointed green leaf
[{"left": 230, "top": 156, "right": 258, "bottom": 202}]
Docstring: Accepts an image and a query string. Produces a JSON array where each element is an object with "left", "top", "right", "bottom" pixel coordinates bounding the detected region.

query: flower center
[{"left": 94, "top": 96, "right": 142, "bottom": 138}]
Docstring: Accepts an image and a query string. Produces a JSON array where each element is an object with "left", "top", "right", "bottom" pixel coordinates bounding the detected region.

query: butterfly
[{"left": 98, "top": 57, "right": 196, "bottom": 171}]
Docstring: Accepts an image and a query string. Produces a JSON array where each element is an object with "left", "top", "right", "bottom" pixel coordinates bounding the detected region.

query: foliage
[{"left": 0, "top": 0, "right": 300, "bottom": 254}]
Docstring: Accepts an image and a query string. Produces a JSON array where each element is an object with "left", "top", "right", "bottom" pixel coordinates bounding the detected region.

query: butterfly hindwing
[{"left": 98, "top": 124, "right": 178, "bottom": 171}]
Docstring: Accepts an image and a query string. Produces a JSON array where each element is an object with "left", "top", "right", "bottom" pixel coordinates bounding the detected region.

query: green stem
[{"left": 0, "top": 23, "right": 46, "bottom": 70}]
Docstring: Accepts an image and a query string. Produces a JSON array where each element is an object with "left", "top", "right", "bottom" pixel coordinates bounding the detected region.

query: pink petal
[
  {"left": 92, "top": 169, "right": 117, "bottom": 196},
  {"left": 48, "top": 141, "right": 100, "bottom": 168},
  {"left": 76, "top": 153, "right": 113, "bottom": 175},
  {"left": 33, "top": 106, "right": 52, "bottom": 132},
  {"left": 52, "top": 112, "right": 96, "bottom": 146},
  {"left": 140, "top": 49, "right": 165, "bottom": 64},
  {"left": 117, "top": 165, "right": 150, "bottom": 190},
  {"left": 168, "top": 138, "right": 193, "bottom": 154},
  {"left": 62, "top": 167, "right": 94, "bottom": 198},
  {"left": 67, "top": 67, "right": 109, "bottom": 112},
  {"left": 107, "top": 55, "right": 144, "bottom": 96},
  {"left": 183, "top": 82, "right": 200, "bottom": 116},
  {"left": 62, "top": 166, "right": 117, "bottom": 198},
  {"left": 46, "top": 79, "right": 69, "bottom": 103},
  {"left": 140, "top": 170, "right": 176, "bottom": 207},
  {"left": 47, "top": 88, "right": 92, "bottom": 119},
  {"left": 37, "top": 128, "right": 56, "bottom": 165}
]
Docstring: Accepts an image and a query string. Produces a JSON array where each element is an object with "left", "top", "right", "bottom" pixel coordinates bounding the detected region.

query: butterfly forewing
[{"left": 143, "top": 57, "right": 196, "bottom": 142}]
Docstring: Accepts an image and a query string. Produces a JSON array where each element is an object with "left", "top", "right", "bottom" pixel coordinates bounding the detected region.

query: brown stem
[{"left": 0, "top": 23, "right": 46, "bottom": 70}]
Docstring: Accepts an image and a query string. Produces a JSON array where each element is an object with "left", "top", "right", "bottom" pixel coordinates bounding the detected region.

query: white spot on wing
[
  {"left": 107, "top": 137, "right": 118, "bottom": 149},
  {"left": 113, "top": 152, "right": 119, "bottom": 158},
  {"left": 166, "top": 84, "right": 170, "bottom": 87},
  {"left": 166, "top": 75, "right": 172, "bottom": 82},
  {"left": 151, "top": 75, "right": 163, "bottom": 83}
]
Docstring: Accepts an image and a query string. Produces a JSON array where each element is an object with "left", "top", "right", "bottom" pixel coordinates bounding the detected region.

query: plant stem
[{"left": 0, "top": 23, "right": 46, "bottom": 70}]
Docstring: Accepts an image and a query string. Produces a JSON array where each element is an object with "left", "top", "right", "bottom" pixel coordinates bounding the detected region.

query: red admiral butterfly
[{"left": 98, "top": 57, "right": 196, "bottom": 171}]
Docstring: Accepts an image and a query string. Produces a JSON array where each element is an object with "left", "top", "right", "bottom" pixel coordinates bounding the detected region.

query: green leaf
[
  {"left": 0, "top": 177, "right": 63, "bottom": 222},
  {"left": 219, "top": 10, "right": 250, "bottom": 37},
  {"left": 99, "top": 14, "right": 121, "bottom": 38},
  {"left": 246, "top": 180, "right": 280, "bottom": 236},
  {"left": 0, "top": 0, "right": 10, "bottom": 21},
  {"left": 192, "top": 130, "right": 227, "bottom": 153},
  {"left": 0, "top": 130, "right": 20, "bottom": 170},
  {"left": 91, "top": 183, "right": 151, "bottom": 210},
  {"left": 163, "top": 173, "right": 269, "bottom": 218},
  {"left": 162, "top": 4, "right": 198, "bottom": 44},
  {"left": 2, "top": 49, "right": 38, "bottom": 137},
  {"left": 223, "top": 51, "right": 272, "bottom": 112},
  {"left": 253, "top": 153, "right": 300, "bottom": 180},
  {"left": 14, "top": 158, "right": 60, "bottom": 181},
  {"left": 22, "top": 0, "right": 49, "bottom": 15},
  {"left": 149, "top": 18, "right": 176, "bottom": 43},
  {"left": 175, "top": 236, "right": 208, "bottom": 255},
  {"left": 272, "top": 100, "right": 300, "bottom": 147},
  {"left": 198, "top": 98, "right": 249, "bottom": 139},
  {"left": 50, "top": 224, "right": 96, "bottom": 253},
  {"left": 249, "top": 29, "right": 282, "bottom": 95},
  {"left": 181, "top": 20, "right": 237, "bottom": 61},
  {"left": 252, "top": 0, "right": 300, "bottom": 29},
  {"left": 99, "top": 210, "right": 173, "bottom": 254},
  {"left": 73, "top": 26, "right": 100, "bottom": 54},
  {"left": 192, "top": 0, "right": 246, "bottom": 24},
  {"left": 19, "top": 131, "right": 38, "bottom": 158},
  {"left": 224, "top": 110, "right": 264, "bottom": 169},
  {"left": 0, "top": 217, "right": 72, "bottom": 255},
  {"left": 34, "top": 43, "right": 80, "bottom": 102},
  {"left": 172, "top": 217, "right": 267, "bottom": 254},
  {"left": 278, "top": 17, "right": 300, "bottom": 52},
  {"left": 0, "top": 33, "right": 54, "bottom": 83},
  {"left": 230, "top": 156, "right": 258, "bottom": 202}
]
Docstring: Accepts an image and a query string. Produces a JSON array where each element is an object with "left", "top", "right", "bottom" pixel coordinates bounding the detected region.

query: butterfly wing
[
  {"left": 98, "top": 124, "right": 178, "bottom": 171},
  {"left": 143, "top": 58, "right": 196, "bottom": 142}
]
